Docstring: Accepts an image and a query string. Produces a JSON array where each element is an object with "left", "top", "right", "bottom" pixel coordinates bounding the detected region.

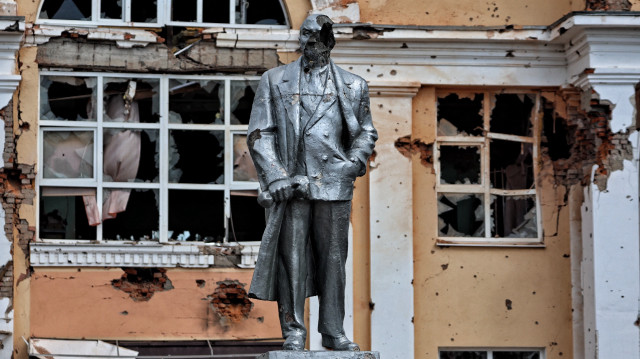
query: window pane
[
  {"left": 439, "top": 145, "right": 481, "bottom": 185},
  {"left": 490, "top": 140, "right": 534, "bottom": 190},
  {"left": 39, "top": 0, "right": 91, "bottom": 20},
  {"left": 169, "top": 130, "right": 225, "bottom": 184},
  {"left": 243, "top": 0, "right": 286, "bottom": 25},
  {"left": 43, "top": 131, "right": 94, "bottom": 179},
  {"left": 104, "top": 78, "right": 160, "bottom": 123},
  {"left": 169, "top": 190, "right": 224, "bottom": 241},
  {"left": 131, "top": 0, "right": 157, "bottom": 22},
  {"left": 490, "top": 93, "right": 535, "bottom": 136},
  {"left": 103, "top": 188, "right": 159, "bottom": 241},
  {"left": 440, "top": 351, "right": 487, "bottom": 359},
  {"left": 172, "top": 0, "right": 197, "bottom": 21},
  {"left": 104, "top": 129, "right": 159, "bottom": 183},
  {"left": 491, "top": 195, "right": 537, "bottom": 238},
  {"left": 169, "top": 79, "right": 224, "bottom": 124},
  {"left": 40, "top": 76, "right": 97, "bottom": 122},
  {"left": 40, "top": 188, "right": 97, "bottom": 240},
  {"left": 230, "top": 80, "right": 258, "bottom": 124},
  {"left": 203, "top": 0, "right": 230, "bottom": 23},
  {"left": 438, "top": 193, "right": 484, "bottom": 237},
  {"left": 437, "top": 93, "right": 484, "bottom": 137},
  {"left": 230, "top": 191, "right": 264, "bottom": 241},
  {"left": 233, "top": 134, "right": 258, "bottom": 182},
  {"left": 100, "top": 0, "right": 123, "bottom": 19},
  {"left": 493, "top": 352, "right": 540, "bottom": 359}
]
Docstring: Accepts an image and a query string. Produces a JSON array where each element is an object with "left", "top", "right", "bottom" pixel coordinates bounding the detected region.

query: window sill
[
  {"left": 30, "top": 241, "right": 261, "bottom": 268},
  {"left": 436, "top": 238, "right": 545, "bottom": 247}
]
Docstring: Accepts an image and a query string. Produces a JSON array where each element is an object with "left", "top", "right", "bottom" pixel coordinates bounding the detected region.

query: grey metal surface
[{"left": 258, "top": 351, "right": 380, "bottom": 359}]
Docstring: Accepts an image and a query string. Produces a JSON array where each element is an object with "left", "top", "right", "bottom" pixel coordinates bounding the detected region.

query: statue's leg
[
  {"left": 311, "top": 200, "right": 358, "bottom": 350},
  {"left": 276, "top": 199, "right": 312, "bottom": 350}
]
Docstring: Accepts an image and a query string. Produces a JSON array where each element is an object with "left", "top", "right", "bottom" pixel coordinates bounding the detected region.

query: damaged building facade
[{"left": 0, "top": 0, "right": 638, "bottom": 358}]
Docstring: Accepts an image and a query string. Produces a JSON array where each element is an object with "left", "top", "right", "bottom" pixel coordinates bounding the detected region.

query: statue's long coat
[{"left": 247, "top": 57, "right": 377, "bottom": 301}]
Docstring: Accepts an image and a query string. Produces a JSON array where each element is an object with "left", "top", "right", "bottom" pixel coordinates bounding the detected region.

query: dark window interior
[
  {"left": 40, "top": 0, "right": 91, "bottom": 20},
  {"left": 168, "top": 189, "right": 225, "bottom": 241}
]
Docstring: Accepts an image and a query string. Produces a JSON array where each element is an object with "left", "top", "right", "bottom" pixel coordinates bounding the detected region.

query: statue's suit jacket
[{"left": 247, "top": 57, "right": 377, "bottom": 301}]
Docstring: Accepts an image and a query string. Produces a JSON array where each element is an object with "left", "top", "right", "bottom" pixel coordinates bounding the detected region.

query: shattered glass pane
[
  {"left": 131, "top": 0, "right": 157, "bottom": 22},
  {"left": 203, "top": 0, "right": 230, "bottom": 23},
  {"left": 43, "top": 131, "right": 94, "bottom": 179},
  {"left": 103, "top": 129, "right": 158, "bottom": 183},
  {"left": 172, "top": 0, "right": 197, "bottom": 22},
  {"left": 40, "top": 76, "right": 97, "bottom": 122},
  {"left": 40, "top": 188, "right": 96, "bottom": 240},
  {"left": 39, "top": 0, "right": 91, "bottom": 20},
  {"left": 439, "top": 145, "right": 481, "bottom": 185},
  {"left": 237, "top": 0, "right": 286, "bottom": 25},
  {"left": 493, "top": 352, "right": 540, "bottom": 359},
  {"left": 103, "top": 188, "right": 159, "bottom": 241},
  {"left": 438, "top": 193, "right": 484, "bottom": 237},
  {"left": 169, "top": 130, "right": 224, "bottom": 184},
  {"left": 491, "top": 195, "right": 537, "bottom": 238},
  {"left": 104, "top": 78, "right": 160, "bottom": 123},
  {"left": 230, "top": 80, "right": 258, "bottom": 124},
  {"left": 490, "top": 93, "right": 535, "bottom": 136},
  {"left": 233, "top": 134, "right": 258, "bottom": 182},
  {"left": 440, "top": 351, "right": 487, "bottom": 359},
  {"left": 169, "top": 79, "right": 224, "bottom": 124},
  {"left": 230, "top": 191, "right": 265, "bottom": 241},
  {"left": 169, "top": 190, "right": 224, "bottom": 241},
  {"left": 437, "top": 93, "right": 484, "bottom": 136},
  {"left": 490, "top": 140, "right": 534, "bottom": 190},
  {"left": 100, "top": 0, "right": 122, "bottom": 19}
]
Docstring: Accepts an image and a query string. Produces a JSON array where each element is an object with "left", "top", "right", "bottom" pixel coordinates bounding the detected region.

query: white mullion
[
  {"left": 533, "top": 92, "right": 543, "bottom": 243},
  {"left": 229, "top": 0, "right": 235, "bottom": 24},
  {"left": 124, "top": 0, "right": 132, "bottom": 23},
  {"left": 197, "top": 0, "right": 203, "bottom": 23},
  {"left": 96, "top": 75, "right": 104, "bottom": 241},
  {"left": 483, "top": 91, "right": 491, "bottom": 240},
  {"left": 102, "top": 182, "right": 160, "bottom": 189},
  {"left": 223, "top": 79, "right": 232, "bottom": 243},
  {"left": 103, "top": 122, "right": 160, "bottom": 129},
  {"left": 92, "top": 0, "right": 100, "bottom": 22},
  {"left": 39, "top": 121, "right": 99, "bottom": 128},
  {"left": 160, "top": 76, "right": 169, "bottom": 243},
  {"left": 167, "top": 123, "right": 226, "bottom": 131},
  {"left": 487, "top": 351, "right": 494, "bottom": 359}
]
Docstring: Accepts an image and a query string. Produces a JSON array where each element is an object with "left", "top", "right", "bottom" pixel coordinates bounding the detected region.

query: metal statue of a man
[{"left": 247, "top": 13, "right": 377, "bottom": 351}]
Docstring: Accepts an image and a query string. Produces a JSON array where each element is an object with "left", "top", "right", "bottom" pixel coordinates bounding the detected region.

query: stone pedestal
[{"left": 258, "top": 351, "right": 380, "bottom": 359}]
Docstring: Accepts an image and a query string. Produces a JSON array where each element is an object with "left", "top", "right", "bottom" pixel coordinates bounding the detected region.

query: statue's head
[{"left": 299, "top": 14, "right": 335, "bottom": 67}]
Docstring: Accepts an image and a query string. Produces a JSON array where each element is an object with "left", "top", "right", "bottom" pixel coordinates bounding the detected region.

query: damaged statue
[{"left": 247, "top": 14, "right": 377, "bottom": 351}]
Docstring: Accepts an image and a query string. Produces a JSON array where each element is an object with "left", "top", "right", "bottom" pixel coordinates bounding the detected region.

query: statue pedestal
[{"left": 258, "top": 351, "right": 380, "bottom": 359}]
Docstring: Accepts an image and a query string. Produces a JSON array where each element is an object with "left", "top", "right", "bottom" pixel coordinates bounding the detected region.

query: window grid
[
  {"left": 439, "top": 348, "right": 545, "bottom": 359},
  {"left": 434, "top": 90, "right": 543, "bottom": 246},
  {"left": 38, "top": 71, "right": 260, "bottom": 243}
]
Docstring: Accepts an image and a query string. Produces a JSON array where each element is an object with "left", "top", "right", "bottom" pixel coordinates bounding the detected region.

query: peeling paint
[{"left": 394, "top": 135, "right": 433, "bottom": 169}]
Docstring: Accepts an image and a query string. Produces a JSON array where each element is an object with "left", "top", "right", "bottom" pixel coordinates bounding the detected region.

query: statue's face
[{"left": 299, "top": 15, "right": 334, "bottom": 65}]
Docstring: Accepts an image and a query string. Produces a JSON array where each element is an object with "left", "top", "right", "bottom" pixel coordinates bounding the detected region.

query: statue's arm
[
  {"left": 348, "top": 81, "right": 378, "bottom": 177},
  {"left": 247, "top": 73, "right": 290, "bottom": 191}
]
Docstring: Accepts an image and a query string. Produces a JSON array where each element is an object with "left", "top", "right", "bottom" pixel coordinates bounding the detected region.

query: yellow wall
[{"left": 411, "top": 87, "right": 573, "bottom": 358}]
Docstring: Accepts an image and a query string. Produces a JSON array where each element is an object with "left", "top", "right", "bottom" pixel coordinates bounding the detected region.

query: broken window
[
  {"left": 39, "top": 73, "right": 262, "bottom": 243},
  {"left": 435, "top": 91, "right": 541, "bottom": 245},
  {"left": 39, "top": 0, "right": 91, "bottom": 20},
  {"left": 39, "top": 0, "right": 160, "bottom": 25},
  {"left": 168, "top": 0, "right": 288, "bottom": 26},
  {"left": 440, "top": 350, "right": 541, "bottom": 359}
]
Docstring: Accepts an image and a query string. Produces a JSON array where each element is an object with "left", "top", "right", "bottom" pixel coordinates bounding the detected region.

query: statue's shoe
[
  {"left": 282, "top": 335, "right": 305, "bottom": 350},
  {"left": 321, "top": 334, "right": 360, "bottom": 351}
]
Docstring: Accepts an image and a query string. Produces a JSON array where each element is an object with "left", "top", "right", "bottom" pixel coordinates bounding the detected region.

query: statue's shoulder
[
  {"left": 334, "top": 64, "right": 367, "bottom": 89},
  {"left": 261, "top": 61, "right": 297, "bottom": 81}
]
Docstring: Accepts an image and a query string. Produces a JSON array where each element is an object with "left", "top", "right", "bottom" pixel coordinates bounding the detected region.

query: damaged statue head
[{"left": 246, "top": 14, "right": 377, "bottom": 351}]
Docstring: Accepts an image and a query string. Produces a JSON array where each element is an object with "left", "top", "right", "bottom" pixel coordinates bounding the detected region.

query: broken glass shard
[
  {"left": 233, "top": 134, "right": 258, "bottom": 182},
  {"left": 438, "top": 193, "right": 484, "bottom": 237},
  {"left": 43, "top": 130, "right": 94, "bottom": 179},
  {"left": 439, "top": 145, "right": 481, "bottom": 185},
  {"left": 230, "top": 191, "right": 265, "bottom": 241},
  {"left": 103, "top": 188, "right": 159, "bottom": 240},
  {"left": 104, "top": 78, "right": 160, "bottom": 123},
  {"left": 169, "top": 130, "right": 224, "bottom": 184},
  {"left": 437, "top": 93, "right": 484, "bottom": 136},
  {"left": 100, "top": 0, "right": 122, "bottom": 19},
  {"left": 40, "top": 0, "right": 91, "bottom": 20},
  {"left": 169, "top": 190, "right": 224, "bottom": 241},
  {"left": 490, "top": 93, "right": 535, "bottom": 136},
  {"left": 491, "top": 195, "right": 537, "bottom": 238},
  {"left": 169, "top": 79, "right": 224, "bottom": 124},
  {"left": 40, "top": 76, "right": 97, "bottom": 122},
  {"left": 230, "top": 80, "right": 259, "bottom": 124},
  {"left": 490, "top": 139, "right": 534, "bottom": 190},
  {"left": 40, "top": 187, "right": 97, "bottom": 240}
]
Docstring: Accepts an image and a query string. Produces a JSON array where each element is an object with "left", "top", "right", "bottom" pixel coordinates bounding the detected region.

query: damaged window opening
[
  {"left": 38, "top": 72, "right": 262, "bottom": 243},
  {"left": 435, "top": 90, "right": 541, "bottom": 245},
  {"left": 37, "top": 0, "right": 288, "bottom": 27},
  {"left": 440, "top": 349, "right": 542, "bottom": 359}
]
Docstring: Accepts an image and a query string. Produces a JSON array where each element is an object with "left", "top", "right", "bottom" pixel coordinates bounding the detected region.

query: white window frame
[
  {"left": 439, "top": 348, "right": 546, "bottom": 359},
  {"left": 35, "top": 0, "right": 290, "bottom": 29},
  {"left": 434, "top": 90, "right": 543, "bottom": 247},
  {"left": 37, "top": 70, "right": 261, "bottom": 245}
]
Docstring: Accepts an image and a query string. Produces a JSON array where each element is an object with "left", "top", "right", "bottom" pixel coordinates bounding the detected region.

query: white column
[{"left": 368, "top": 81, "right": 419, "bottom": 359}]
